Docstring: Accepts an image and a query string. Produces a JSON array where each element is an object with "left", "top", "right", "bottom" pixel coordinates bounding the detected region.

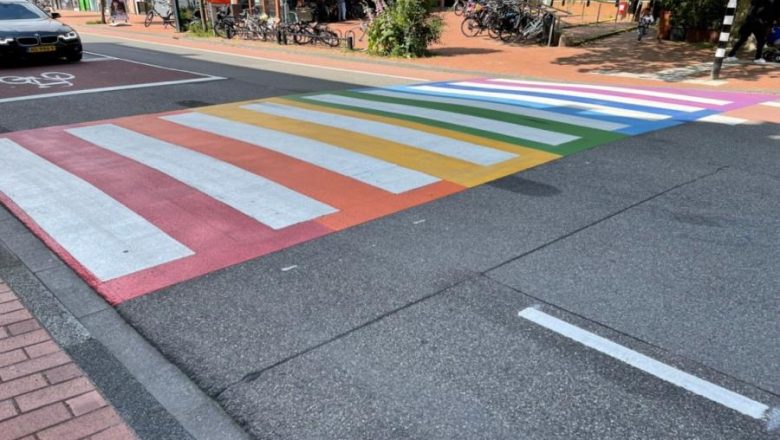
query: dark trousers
[{"left": 729, "top": 23, "right": 769, "bottom": 59}]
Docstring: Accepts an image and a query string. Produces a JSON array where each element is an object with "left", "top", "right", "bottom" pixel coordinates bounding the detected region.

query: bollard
[
  {"left": 276, "top": 29, "right": 282, "bottom": 44},
  {"left": 347, "top": 35, "right": 354, "bottom": 50},
  {"left": 712, "top": 0, "right": 737, "bottom": 80}
]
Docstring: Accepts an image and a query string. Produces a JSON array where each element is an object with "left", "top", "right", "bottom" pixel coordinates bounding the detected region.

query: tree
[{"left": 658, "top": 0, "right": 726, "bottom": 30}]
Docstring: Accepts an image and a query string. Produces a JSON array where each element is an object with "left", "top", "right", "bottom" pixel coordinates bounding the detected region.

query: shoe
[
  {"left": 753, "top": 58, "right": 767, "bottom": 64},
  {"left": 724, "top": 56, "right": 738, "bottom": 63}
]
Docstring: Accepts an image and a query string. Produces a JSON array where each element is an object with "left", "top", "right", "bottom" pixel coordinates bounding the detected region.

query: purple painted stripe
[
  {"left": 476, "top": 79, "right": 777, "bottom": 112},
  {"left": 630, "top": 87, "right": 777, "bottom": 111},
  {"left": 474, "top": 79, "right": 724, "bottom": 110}
]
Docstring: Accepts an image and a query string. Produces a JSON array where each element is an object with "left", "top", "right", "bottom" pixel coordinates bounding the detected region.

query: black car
[{"left": 0, "top": 0, "right": 82, "bottom": 63}]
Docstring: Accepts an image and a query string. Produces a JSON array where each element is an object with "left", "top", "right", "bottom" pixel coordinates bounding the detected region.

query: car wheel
[{"left": 66, "top": 52, "right": 82, "bottom": 62}]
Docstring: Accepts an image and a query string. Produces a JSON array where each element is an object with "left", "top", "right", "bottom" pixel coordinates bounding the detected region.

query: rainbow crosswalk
[{"left": 0, "top": 79, "right": 775, "bottom": 304}]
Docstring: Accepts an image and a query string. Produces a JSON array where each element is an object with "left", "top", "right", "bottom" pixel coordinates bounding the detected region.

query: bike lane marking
[{"left": 0, "top": 54, "right": 223, "bottom": 103}]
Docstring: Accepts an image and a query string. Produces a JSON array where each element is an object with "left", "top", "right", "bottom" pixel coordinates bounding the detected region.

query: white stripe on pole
[
  {"left": 720, "top": 32, "right": 730, "bottom": 42},
  {"left": 68, "top": 124, "right": 338, "bottom": 229},
  {"left": 518, "top": 307, "right": 771, "bottom": 420},
  {"left": 716, "top": 48, "right": 727, "bottom": 58},
  {"left": 0, "top": 138, "right": 194, "bottom": 281},
  {"left": 724, "top": 15, "right": 733, "bottom": 25}
]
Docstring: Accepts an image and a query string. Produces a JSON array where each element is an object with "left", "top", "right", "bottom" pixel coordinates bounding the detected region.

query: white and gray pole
[{"left": 712, "top": 0, "right": 739, "bottom": 80}]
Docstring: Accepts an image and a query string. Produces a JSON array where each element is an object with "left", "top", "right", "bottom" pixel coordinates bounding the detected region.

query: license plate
[{"left": 28, "top": 45, "right": 57, "bottom": 53}]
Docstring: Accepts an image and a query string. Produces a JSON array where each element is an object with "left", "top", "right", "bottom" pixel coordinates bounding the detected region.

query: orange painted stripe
[{"left": 113, "top": 114, "right": 464, "bottom": 231}]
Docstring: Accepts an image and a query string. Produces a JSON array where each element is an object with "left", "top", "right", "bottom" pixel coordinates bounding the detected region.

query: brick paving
[{"left": 0, "top": 279, "right": 136, "bottom": 440}]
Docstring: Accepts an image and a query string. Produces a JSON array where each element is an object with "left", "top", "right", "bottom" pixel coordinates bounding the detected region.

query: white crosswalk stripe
[
  {"left": 0, "top": 138, "right": 194, "bottom": 281},
  {"left": 68, "top": 124, "right": 338, "bottom": 230}
]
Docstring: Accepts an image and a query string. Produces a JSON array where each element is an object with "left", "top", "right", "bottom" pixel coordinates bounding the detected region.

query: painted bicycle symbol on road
[{"left": 0, "top": 72, "right": 75, "bottom": 89}]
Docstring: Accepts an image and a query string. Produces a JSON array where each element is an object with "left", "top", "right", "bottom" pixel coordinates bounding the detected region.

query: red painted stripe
[
  {"left": 114, "top": 114, "right": 465, "bottom": 231},
  {"left": 5, "top": 128, "right": 331, "bottom": 304}
]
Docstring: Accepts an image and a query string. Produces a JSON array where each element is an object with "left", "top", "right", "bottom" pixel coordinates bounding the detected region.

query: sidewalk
[
  {"left": 61, "top": 10, "right": 780, "bottom": 92},
  {"left": 0, "top": 279, "right": 136, "bottom": 440}
]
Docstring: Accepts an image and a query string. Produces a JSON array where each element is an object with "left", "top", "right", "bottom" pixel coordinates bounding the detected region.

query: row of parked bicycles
[
  {"left": 457, "top": 0, "right": 556, "bottom": 43},
  {"left": 187, "top": 6, "right": 341, "bottom": 47}
]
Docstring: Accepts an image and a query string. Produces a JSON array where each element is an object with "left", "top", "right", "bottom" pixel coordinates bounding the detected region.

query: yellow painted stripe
[{"left": 200, "top": 101, "right": 560, "bottom": 187}]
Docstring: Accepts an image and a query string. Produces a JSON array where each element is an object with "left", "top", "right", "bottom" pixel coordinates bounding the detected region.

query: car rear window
[{"left": 0, "top": 2, "right": 48, "bottom": 20}]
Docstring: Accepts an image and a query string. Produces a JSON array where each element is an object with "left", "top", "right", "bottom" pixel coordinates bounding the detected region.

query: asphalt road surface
[{"left": 1, "top": 35, "right": 778, "bottom": 440}]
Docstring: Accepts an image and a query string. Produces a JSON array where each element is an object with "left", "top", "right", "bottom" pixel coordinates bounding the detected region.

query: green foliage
[
  {"left": 658, "top": 0, "right": 726, "bottom": 29},
  {"left": 186, "top": 22, "right": 211, "bottom": 37},
  {"left": 367, "top": 0, "right": 443, "bottom": 58}
]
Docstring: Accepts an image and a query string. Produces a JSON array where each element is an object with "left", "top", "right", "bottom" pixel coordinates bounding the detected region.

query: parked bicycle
[
  {"left": 460, "top": 0, "right": 554, "bottom": 44},
  {"left": 213, "top": 6, "right": 237, "bottom": 39},
  {"left": 144, "top": 0, "right": 174, "bottom": 28}
]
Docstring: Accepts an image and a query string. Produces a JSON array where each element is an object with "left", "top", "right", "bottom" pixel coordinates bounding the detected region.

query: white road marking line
[
  {"left": 518, "top": 307, "right": 771, "bottom": 420},
  {"left": 281, "top": 265, "right": 298, "bottom": 272},
  {"left": 697, "top": 114, "right": 749, "bottom": 125},
  {"left": 83, "top": 51, "right": 223, "bottom": 79},
  {"left": 0, "top": 138, "right": 194, "bottom": 281},
  {"left": 373, "top": 87, "right": 629, "bottom": 132},
  {"left": 0, "top": 77, "right": 224, "bottom": 104},
  {"left": 243, "top": 102, "right": 516, "bottom": 165},
  {"left": 410, "top": 85, "right": 669, "bottom": 121},
  {"left": 490, "top": 79, "right": 732, "bottom": 106},
  {"left": 164, "top": 112, "right": 439, "bottom": 194},
  {"left": 78, "top": 32, "right": 428, "bottom": 82},
  {"left": 762, "top": 101, "right": 780, "bottom": 108},
  {"left": 304, "top": 94, "right": 580, "bottom": 146},
  {"left": 67, "top": 124, "right": 337, "bottom": 230},
  {"left": 456, "top": 81, "right": 704, "bottom": 113}
]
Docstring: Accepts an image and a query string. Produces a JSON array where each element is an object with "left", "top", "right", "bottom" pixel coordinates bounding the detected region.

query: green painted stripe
[
  {"left": 291, "top": 94, "right": 624, "bottom": 156},
  {"left": 342, "top": 90, "right": 623, "bottom": 142}
]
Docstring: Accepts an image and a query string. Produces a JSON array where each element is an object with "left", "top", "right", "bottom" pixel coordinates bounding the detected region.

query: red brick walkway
[{"left": 0, "top": 279, "right": 136, "bottom": 440}]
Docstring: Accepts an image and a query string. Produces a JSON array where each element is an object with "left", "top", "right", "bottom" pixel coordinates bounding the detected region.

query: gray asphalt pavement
[
  {"left": 1, "top": 36, "right": 779, "bottom": 440},
  {"left": 119, "top": 121, "right": 780, "bottom": 438}
]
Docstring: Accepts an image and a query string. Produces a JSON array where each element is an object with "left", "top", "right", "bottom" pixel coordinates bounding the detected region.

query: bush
[{"left": 367, "top": 0, "right": 443, "bottom": 58}]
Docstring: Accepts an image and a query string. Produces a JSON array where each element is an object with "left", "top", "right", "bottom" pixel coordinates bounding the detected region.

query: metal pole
[
  {"left": 548, "top": 15, "right": 555, "bottom": 46},
  {"left": 596, "top": 2, "right": 600, "bottom": 22},
  {"left": 712, "top": 0, "right": 738, "bottom": 80}
]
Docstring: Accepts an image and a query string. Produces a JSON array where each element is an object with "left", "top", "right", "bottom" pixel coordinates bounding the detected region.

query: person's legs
[
  {"left": 753, "top": 26, "right": 768, "bottom": 60},
  {"left": 728, "top": 24, "right": 752, "bottom": 57}
]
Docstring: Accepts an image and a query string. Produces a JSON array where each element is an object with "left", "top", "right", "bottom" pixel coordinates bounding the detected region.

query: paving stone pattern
[{"left": 0, "top": 279, "right": 136, "bottom": 440}]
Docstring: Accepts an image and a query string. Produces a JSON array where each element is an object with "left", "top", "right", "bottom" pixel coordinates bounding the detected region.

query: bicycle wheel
[
  {"left": 487, "top": 20, "right": 501, "bottom": 40},
  {"left": 453, "top": 0, "right": 464, "bottom": 16},
  {"left": 144, "top": 10, "right": 154, "bottom": 27},
  {"left": 499, "top": 27, "right": 515, "bottom": 42},
  {"left": 321, "top": 30, "right": 340, "bottom": 47},
  {"left": 461, "top": 18, "right": 480, "bottom": 37},
  {"left": 293, "top": 27, "right": 312, "bottom": 44}
]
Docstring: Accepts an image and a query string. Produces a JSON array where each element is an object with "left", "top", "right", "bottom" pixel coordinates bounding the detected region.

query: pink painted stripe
[
  {"left": 5, "top": 128, "right": 331, "bottom": 304},
  {"left": 474, "top": 79, "right": 719, "bottom": 110},
  {"left": 478, "top": 79, "right": 778, "bottom": 111}
]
